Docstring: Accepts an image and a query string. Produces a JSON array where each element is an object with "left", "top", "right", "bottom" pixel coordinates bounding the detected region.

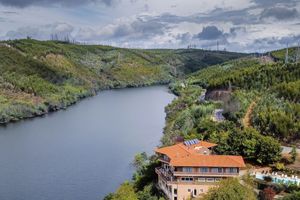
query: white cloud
[{"left": 0, "top": 0, "right": 299, "bottom": 51}]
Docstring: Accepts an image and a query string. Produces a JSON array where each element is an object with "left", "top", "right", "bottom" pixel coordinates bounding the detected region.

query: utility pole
[
  {"left": 285, "top": 43, "right": 289, "bottom": 65},
  {"left": 296, "top": 42, "right": 300, "bottom": 63},
  {"left": 118, "top": 52, "right": 121, "bottom": 64}
]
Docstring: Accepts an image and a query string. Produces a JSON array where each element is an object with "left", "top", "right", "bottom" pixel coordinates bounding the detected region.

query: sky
[{"left": 0, "top": 0, "right": 300, "bottom": 52}]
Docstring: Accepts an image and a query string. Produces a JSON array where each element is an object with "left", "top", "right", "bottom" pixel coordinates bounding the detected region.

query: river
[{"left": 0, "top": 86, "right": 174, "bottom": 200}]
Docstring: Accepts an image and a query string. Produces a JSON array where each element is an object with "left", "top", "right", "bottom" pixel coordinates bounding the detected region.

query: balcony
[
  {"left": 155, "top": 167, "right": 173, "bottom": 182},
  {"left": 156, "top": 168, "right": 220, "bottom": 186},
  {"left": 155, "top": 167, "right": 239, "bottom": 186},
  {"left": 173, "top": 171, "right": 239, "bottom": 177},
  {"left": 158, "top": 157, "right": 170, "bottom": 163}
]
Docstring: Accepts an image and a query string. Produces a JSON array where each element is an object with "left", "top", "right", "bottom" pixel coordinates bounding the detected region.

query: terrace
[{"left": 156, "top": 167, "right": 239, "bottom": 181}]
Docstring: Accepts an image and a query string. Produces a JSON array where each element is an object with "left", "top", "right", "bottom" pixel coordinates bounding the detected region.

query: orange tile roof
[
  {"left": 170, "top": 154, "right": 245, "bottom": 167},
  {"left": 155, "top": 141, "right": 245, "bottom": 168}
]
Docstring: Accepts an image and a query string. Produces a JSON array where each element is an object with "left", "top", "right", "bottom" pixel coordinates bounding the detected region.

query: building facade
[{"left": 155, "top": 139, "right": 245, "bottom": 200}]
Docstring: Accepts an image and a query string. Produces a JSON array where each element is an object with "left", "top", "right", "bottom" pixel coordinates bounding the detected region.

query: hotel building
[{"left": 155, "top": 139, "right": 245, "bottom": 200}]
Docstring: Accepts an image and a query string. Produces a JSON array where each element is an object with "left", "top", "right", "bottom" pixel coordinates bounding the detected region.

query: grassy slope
[
  {"left": 271, "top": 46, "right": 299, "bottom": 62},
  {"left": 163, "top": 55, "right": 299, "bottom": 145},
  {"left": 0, "top": 39, "right": 245, "bottom": 123}
]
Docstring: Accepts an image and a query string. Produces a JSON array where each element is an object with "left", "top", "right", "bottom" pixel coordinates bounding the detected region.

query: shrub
[{"left": 259, "top": 187, "right": 276, "bottom": 200}]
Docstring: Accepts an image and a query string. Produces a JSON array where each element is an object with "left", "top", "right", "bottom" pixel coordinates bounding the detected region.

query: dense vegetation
[
  {"left": 0, "top": 39, "right": 245, "bottom": 123},
  {"left": 281, "top": 191, "right": 300, "bottom": 200},
  {"left": 106, "top": 49, "right": 299, "bottom": 199},
  {"left": 164, "top": 56, "right": 299, "bottom": 145},
  {"left": 271, "top": 47, "right": 299, "bottom": 63},
  {"left": 104, "top": 153, "right": 163, "bottom": 200},
  {"left": 3, "top": 40, "right": 299, "bottom": 199},
  {"left": 200, "top": 178, "right": 256, "bottom": 200}
]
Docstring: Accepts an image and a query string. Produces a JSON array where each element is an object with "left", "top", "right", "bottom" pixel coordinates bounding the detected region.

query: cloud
[
  {"left": 77, "top": 16, "right": 169, "bottom": 42},
  {"left": 6, "top": 23, "right": 74, "bottom": 40},
  {"left": 0, "top": 0, "right": 116, "bottom": 8},
  {"left": 252, "top": 0, "right": 298, "bottom": 6},
  {"left": 196, "top": 26, "right": 224, "bottom": 40},
  {"left": 1, "top": 0, "right": 300, "bottom": 52},
  {"left": 229, "top": 27, "right": 247, "bottom": 37},
  {"left": 135, "top": 8, "right": 258, "bottom": 27},
  {"left": 1, "top": 10, "right": 18, "bottom": 14},
  {"left": 175, "top": 32, "right": 192, "bottom": 44},
  {"left": 261, "top": 7, "right": 298, "bottom": 20},
  {"left": 246, "top": 34, "right": 300, "bottom": 52}
]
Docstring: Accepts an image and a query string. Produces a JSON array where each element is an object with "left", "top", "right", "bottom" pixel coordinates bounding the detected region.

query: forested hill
[
  {"left": 0, "top": 39, "right": 245, "bottom": 123},
  {"left": 165, "top": 56, "right": 299, "bottom": 148},
  {"left": 271, "top": 46, "right": 299, "bottom": 62},
  {"left": 105, "top": 50, "right": 300, "bottom": 200}
]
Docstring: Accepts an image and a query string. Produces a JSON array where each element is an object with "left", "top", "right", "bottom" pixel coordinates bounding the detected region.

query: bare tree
[
  {"left": 296, "top": 42, "right": 300, "bottom": 63},
  {"left": 285, "top": 43, "right": 289, "bottom": 65}
]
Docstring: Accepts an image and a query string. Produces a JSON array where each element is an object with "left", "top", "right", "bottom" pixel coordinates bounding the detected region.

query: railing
[
  {"left": 168, "top": 180, "right": 219, "bottom": 185},
  {"left": 156, "top": 168, "right": 239, "bottom": 189},
  {"left": 158, "top": 157, "right": 170, "bottom": 163},
  {"left": 156, "top": 167, "right": 239, "bottom": 178},
  {"left": 155, "top": 167, "right": 173, "bottom": 181},
  {"left": 173, "top": 171, "right": 239, "bottom": 177}
]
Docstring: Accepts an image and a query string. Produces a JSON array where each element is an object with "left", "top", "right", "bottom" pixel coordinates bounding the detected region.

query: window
[
  {"left": 211, "top": 168, "right": 218, "bottom": 173},
  {"left": 194, "top": 189, "right": 197, "bottom": 196},
  {"left": 200, "top": 167, "right": 208, "bottom": 173},
  {"left": 174, "top": 197, "right": 177, "bottom": 200},
  {"left": 188, "top": 189, "right": 191, "bottom": 192},
  {"left": 206, "top": 178, "right": 215, "bottom": 182},
  {"left": 229, "top": 168, "right": 237, "bottom": 173},
  {"left": 163, "top": 155, "right": 169, "bottom": 160},
  {"left": 181, "top": 177, "right": 193, "bottom": 182},
  {"left": 218, "top": 168, "right": 223, "bottom": 173},
  {"left": 200, "top": 189, "right": 204, "bottom": 193},
  {"left": 197, "top": 178, "right": 206, "bottom": 182},
  {"left": 174, "top": 188, "right": 177, "bottom": 195},
  {"left": 183, "top": 167, "right": 193, "bottom": 172}
]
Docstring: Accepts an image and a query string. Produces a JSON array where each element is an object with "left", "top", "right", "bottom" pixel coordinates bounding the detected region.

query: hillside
[
  {"left": 105, "top": 52, "right": 300, "bottom": 200},
  {"left": 164, "top": 56, "right": 299, "bottom": 147},
  {"left": 0, "top": 39, "right": 245, "bottom": 123},
  {"left": 163, "top": 58, "right": 300, "bottom": 144},
  {"left": 271, "top": 46, "right": 300, "bottom": 62}
]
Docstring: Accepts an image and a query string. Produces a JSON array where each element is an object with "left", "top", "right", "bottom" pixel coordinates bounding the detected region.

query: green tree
[
  {"left": 201, "top": 178, "right": 256, "bottom": 200},
  {"left": 133, "top": 152, "right": 148, "bottom": 171},
  {"left": 281, "top": 191, "right": 300, "bottom": 200},
  {"left": 256, "top": 134, "right": 282, "bottom": 164},
  {"left": 137, "top": 184, "right": 164, "bottom": 200},
  {"left": 132, "top": 153, "right": 161, "bottom": 193},
  {"left": 209, "top": 128, "right": 281, "bottom": 165},
  {"left": 104, "top": 182, "right": 138, "bottom": 200}
]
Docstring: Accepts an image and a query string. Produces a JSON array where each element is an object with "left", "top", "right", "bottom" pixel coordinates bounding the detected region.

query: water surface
[{"left": 0, "top": 86, "right": 174, "bottom": 200}]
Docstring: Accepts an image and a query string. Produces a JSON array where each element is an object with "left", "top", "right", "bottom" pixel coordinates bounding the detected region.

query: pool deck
[{"left": 253, "top": 172, "right": 300, "bottom": 185}]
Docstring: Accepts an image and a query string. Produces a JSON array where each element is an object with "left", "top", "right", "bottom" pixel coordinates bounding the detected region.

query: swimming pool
[{"left": 255, "top": 173, "right": 300, "bottom": 185}]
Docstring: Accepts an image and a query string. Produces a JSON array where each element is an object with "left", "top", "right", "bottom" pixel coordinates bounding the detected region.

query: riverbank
[
  {"left": 0, "top": 39, "right": 245, "bottom": 124},
  {"left": 0, "top": 80, "right": 170, "bottom": 125}
]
